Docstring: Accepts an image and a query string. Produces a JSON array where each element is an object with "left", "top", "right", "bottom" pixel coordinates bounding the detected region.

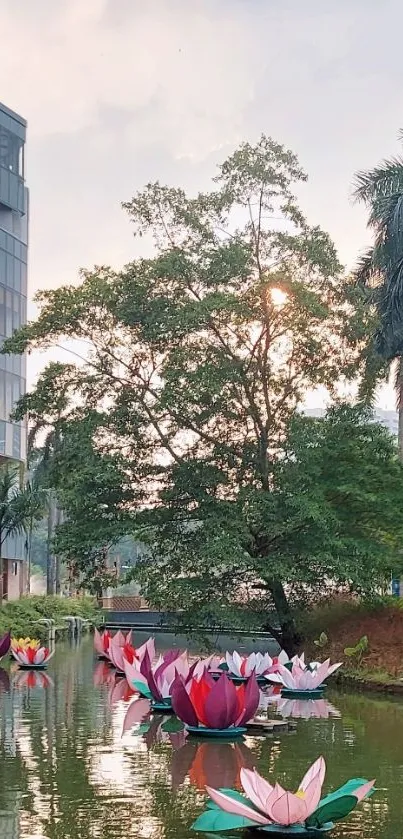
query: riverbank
[
  {"left": 0, "top": 595, "right": 99, "bottom": 639},
  {"left": 302, "top": 599, "right": 403, "bottom": 695}
]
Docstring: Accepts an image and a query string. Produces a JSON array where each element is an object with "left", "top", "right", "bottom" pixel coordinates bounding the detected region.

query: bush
[{"left": 0, "top": 595, "right": 100, "bottom": 640}]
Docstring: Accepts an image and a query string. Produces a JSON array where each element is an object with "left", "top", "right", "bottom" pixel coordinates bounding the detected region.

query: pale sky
[{"left": 1, "top": 0, "right": 401, "bottom": 408}]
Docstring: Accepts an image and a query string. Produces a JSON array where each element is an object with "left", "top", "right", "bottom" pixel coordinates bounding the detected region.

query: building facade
[{"left": 0, "top": 102, "right": 28, "bottom": 601}]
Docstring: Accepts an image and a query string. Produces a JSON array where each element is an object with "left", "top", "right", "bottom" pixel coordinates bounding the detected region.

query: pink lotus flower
[
  {"left": 108, "top": 636, "right": 155, "bottom": 673},
  {"left": 225, "top": 650, "right": 289, "bottom": 678},
  {"left": 94, "top": 628, "right": 111, "bottom": 658},
  {"left": 268, "top": 658, "right": 342, "bottom": 692},
  {"left": 11, "top": 643, "right": 54, "bottom": 668},
  {"left": 193, "top": 756, "right": 375, "bottom": 832},
  {"left": 129, "top": 648, "right": 191, "bottom": 703},
  {"left": 172, "top": 670, "right": 259, "bottom": 730}
]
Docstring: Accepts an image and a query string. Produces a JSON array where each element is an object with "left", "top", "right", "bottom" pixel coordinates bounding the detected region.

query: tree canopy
[{"left": 4, "top": 135, "right": 401, "bottom": 649}]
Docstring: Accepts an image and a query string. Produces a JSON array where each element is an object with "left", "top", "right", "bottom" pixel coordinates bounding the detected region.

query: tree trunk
[
  {"left": 46, "top": 494, "right": 56, "bottom": 595},
  {"left": 398, "top": 357, "right": 403, "bottom": 463},
  {"left": 55, "top": 506, "right": 62, "bottom": 595},
  {"left": 265, "top": 579, "right": 302, "bottom": 656}
]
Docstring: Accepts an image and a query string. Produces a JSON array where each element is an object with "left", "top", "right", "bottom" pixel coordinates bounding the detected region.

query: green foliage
[
  {"left": 344, "top": 635, "right": 369, "bottom": 663},
  {"left": 314, "top": 632, "right": 328, "bottom": 649},
  {"left": 2, "top": 136, "right": 400, "bottom": 649},
  {"left": 0, "top": 595, "right": 99, "bottom": 639}
]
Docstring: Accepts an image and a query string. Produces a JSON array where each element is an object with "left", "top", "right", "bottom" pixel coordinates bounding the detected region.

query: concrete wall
[{"left": 4, "top": 559, "right": 25, "bottom": 600}]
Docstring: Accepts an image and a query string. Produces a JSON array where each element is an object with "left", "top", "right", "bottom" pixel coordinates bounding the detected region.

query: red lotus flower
[{"left": 172, "top": 670, "right": 259, "bottom": 730}]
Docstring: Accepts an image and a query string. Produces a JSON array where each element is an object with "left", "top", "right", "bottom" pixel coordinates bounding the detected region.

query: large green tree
[{"left": 3, "top": 135, "right": 394, "bottom": 649}]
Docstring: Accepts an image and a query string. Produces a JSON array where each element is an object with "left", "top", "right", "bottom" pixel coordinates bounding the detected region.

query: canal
[{"left": 0, "top": 634, "right": 400, "bottom": 838}]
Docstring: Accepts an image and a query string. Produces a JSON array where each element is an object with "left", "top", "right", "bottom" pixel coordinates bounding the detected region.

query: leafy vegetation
[
  {"left": 3, "top": 136, "right": 403, "bottom": 651},
  {"left": 0, "top": 595, "right": 99, "bottom": 640}
]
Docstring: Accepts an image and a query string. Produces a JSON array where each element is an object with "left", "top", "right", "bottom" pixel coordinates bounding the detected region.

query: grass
[{"left": 0, "top": 595, "right": 100, "bottom": 640}]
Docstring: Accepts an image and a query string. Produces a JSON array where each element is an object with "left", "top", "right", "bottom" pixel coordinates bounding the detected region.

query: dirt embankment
[{"left": 304, "top": 602, "right": 403, "bottom": 688}]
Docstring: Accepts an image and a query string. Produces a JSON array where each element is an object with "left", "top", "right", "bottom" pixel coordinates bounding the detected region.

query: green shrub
[{"left": 0, "top": 595, "right": 99, "bottom": 640}]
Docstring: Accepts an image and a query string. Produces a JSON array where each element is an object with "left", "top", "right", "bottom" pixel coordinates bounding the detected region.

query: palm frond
[
  {"left": 354, "top": 157, "right": 403, "bottom": 205},
  {"left": 353, "top": 247, "right": 378, "bottom": 288}
]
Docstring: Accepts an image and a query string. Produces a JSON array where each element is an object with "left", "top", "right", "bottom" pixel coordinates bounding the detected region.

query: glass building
[{"left": 0, "top": 102, "right": 28, "bottom": 600}]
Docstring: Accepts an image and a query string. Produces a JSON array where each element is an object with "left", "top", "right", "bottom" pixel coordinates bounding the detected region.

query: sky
[{"left": 1, "top": 0, "right": 402, "bottom": 408}]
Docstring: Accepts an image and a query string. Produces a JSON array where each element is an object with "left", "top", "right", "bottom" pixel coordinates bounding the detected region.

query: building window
[
  {"left": 12, "top": 561, "right": 18, "bottom": 576},
  {"left": 0, "top": 128, "right": 23, "bottom": 175},
  {"left": 12, "top": 425, "right": 20, "bottom": 459},
  {"left": 0, "top": 419, "right": 5, "bottom": 454}
]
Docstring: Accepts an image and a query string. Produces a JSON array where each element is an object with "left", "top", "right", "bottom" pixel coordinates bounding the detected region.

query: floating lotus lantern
[
  {"left": 171, "top": 671, "right": 259, "bottom": 737},
  {"left": 129, "top": 649, "right": 190, "bottom": 711},
  {"left": 94, "top": 628, "right": 111, "bottom": 659},
  {"left": 109, "top": 636, "right": 155, "bottom": 674},
  {"left": 192, "top": 756, "right": 375, "bottom": 835},
  {"left": 0, "top": 631, "right": 10, "bottom": 661},
  {"left": 11, "top": 639, "right": 54, "bottom": 669},
  {"left": 267, "top": 658, "right": 342, "bottom": 698},
  {"left": 223, "top": 650, "right": 289, "bottom": 683}
]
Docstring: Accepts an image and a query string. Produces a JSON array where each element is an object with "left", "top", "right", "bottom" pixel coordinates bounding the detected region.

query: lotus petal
[
  {"left": 172, "top": 676, "right": 199, "bottom": 726},
  {"left": 240, "top": 768, "right": 274, "bottom": 814},
  {"left": 299, "top": 757, "right": 326, "bottom": 793},
  {"left": 205, "top": 786, "right": 270, "bottom": 825},
  {"left": 93, "top": 628, "right": 104, "bottom": 656},
  {"left": 236, "top": 675, "right": 260, "bottom": 725},
  {"left": 0, "top": 632, "right": 11, "bottom": 659},
  {"left": 270, "top": 791, "right": 307, "bottom": 825},
  {"left": 204, "top": 674, "right": 239, "bottom": 728}
]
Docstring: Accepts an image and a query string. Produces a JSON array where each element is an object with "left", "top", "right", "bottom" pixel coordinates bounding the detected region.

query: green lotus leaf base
[
  {"left": 186, "top": 725, "right": 247, "bottom": 738},
  {"left": 17, "top": 664, "right": 48, "bottom": 671},
  {"left": 258, "top": 824, "right": 333, "bottom": 835},
  {"left": 280, "top": 688, "right": 325, "bottom": 699}
]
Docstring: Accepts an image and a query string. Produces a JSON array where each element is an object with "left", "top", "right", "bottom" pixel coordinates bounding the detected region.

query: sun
[{"left": 270, "top": 288, "right": 287, "bottom": 307}]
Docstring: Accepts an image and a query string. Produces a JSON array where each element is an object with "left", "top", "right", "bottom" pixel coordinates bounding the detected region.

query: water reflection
[
  {"left": 0, "top": 637, "right": 399, "bottom": 839},
  {"left": 275, "top": 697, "right": 341, "bottom": 719},
  {"left": 171, "top": 740, "right": 255, "bottom": 790}
]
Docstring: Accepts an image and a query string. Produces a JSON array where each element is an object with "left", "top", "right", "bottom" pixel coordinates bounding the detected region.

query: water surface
[{"left": 0, "top": 635, "right": 400, "bottom": 839}]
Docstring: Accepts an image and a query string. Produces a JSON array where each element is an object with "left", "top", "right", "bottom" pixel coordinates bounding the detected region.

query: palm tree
[{"left": 354, "top": 140, "right": 403, "bottom": 459}]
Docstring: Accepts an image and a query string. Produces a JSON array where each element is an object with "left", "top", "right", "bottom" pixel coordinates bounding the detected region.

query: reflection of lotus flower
[
  {"left": 11, "top": 641, "right": 54, "bottom": 668},
  {"left": 268, "top": 659, "right": 342, "bottom": 692},
  {"left": 193, "top": 756, "right": 375, "bottom": 832},
  {"left": 122, "top": 697, "right": 187, "bottom": 749},
  {"left": 225, "top": 650, "right": 289, "bottom": 678},
  {"left": 93, "top": 661, "right": 116, "bottom": 687},
  {"left": 12, "top": 670, "right": 54, "bottom": 690},
  {"left": 108, "top": 675, "right": 135, "bottom": 706},
  {"left": 130, "top": 649, "right": 190, "bottom": 703},
  {"left": 172, "top": 671, "right": 259, "bottom": 730},
  {"left": 109, "top": 636, "right": 155, "bottom": 673},
  {"left": 172, "top": 741, "right": 255, "bottom": 791},
  {"left": 0, "top": 632, "right": 10, "bottom": 661},
  {"left": 277, "top": 698, "right": 341, "bottom": 720}
]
